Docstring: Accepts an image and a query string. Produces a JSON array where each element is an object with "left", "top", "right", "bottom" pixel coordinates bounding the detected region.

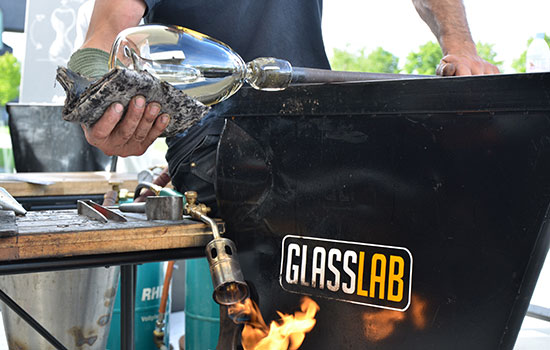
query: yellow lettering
[
  {"left": 356, "top": 251, "right": 369, "bottom": 297},
  {"left": 370, "top": 253, "right": 386, "bottom": 299},
  {"left": 387, "top": 255, "right": 404, "bottom": 302}
]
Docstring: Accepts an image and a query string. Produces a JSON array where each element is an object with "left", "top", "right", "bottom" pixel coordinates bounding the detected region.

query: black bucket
[
  {"left": 7, "top": 103, "right": 110, "bottom": 172},
  {"left": 215, "top": 73, "right": 550, "bottom": 349}
]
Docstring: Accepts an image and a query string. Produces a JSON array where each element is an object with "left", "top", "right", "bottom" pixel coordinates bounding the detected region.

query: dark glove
[{"left": 67, "top": 48, "right": 112, "bottom": 79}]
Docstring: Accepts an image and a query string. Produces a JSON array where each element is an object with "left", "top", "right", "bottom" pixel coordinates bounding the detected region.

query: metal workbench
[{"left": 0, "top": 209, "right": 219, "bottom": 350}]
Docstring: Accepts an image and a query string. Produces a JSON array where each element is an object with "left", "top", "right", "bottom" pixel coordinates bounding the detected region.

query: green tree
[
  {"left": 0, "top": 53, "right": 21, "bottom": 106},
  {"left": 476, "top": 42, "right": 503, "bottom": 71},
  {"left": 404, "top": 41, "right": 502, "bottom": 75},
  {"left": 330, "top": 46, "right": 400, "bottom": 73},
  {"left": 404, "top": 41, "right": 442, "bottom": 75},
  {"left": 512, "top": 34, "right": 550, "bottom": 73}
]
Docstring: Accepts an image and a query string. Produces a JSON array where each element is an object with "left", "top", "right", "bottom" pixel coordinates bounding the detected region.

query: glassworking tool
[
  {"left": 133, "top": 181, "right": 182, "bottom": 199},
  {"left": 109, "top": 24, "right": 429, "bottom": 106},
  {"left": 0, "top": 174, "right": 55, "bottom": 186},
  {"left": 183, "top": 191, "right": 249, "bottom": 306},
  {"left": 108, "top": 196, "right": 184, "bottom": 221},
  {"left": 0, "top": 187, "right": 26, "bottom": 216},
  {"left": 77, "top": 199, "right": 127, "bottom": 223}
]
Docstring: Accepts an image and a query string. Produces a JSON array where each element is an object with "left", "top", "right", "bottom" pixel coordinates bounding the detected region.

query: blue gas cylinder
[
  {"left": 185, "top": 258, "right": 220, "bottom": 350},
  {"left": 106, "top": 262, "right": 170, "bottom": 349}
]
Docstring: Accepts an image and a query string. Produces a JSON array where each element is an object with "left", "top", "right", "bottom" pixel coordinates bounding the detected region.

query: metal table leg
[
  {"left": 121, "top": 264, "right": 136, "bottom": 350},
  {"left": 527, "top": 304, "right": 550, "bottom": 322}
]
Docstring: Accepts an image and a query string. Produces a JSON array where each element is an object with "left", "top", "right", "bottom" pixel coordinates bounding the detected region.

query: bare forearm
[
  {"left": 412, "top": 0, "right": 476, "bottom": 55},
  {"left": 72, "top": 0, "right": 170, "bottom": 157},
  {"left": 81, "top": 0, "right": 146, "bottom": 52}
]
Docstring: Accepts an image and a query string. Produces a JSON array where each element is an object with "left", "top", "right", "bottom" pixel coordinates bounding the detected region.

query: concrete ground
[{"left": 515, "top": 316, "right": 550, "bottom": 350}]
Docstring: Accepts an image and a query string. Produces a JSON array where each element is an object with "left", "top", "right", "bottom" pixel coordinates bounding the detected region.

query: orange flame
[
  {"left": 410, "top": 295, "right": 428, "bottom": 329},
  {"left": 362, "top": 294, "right": 429, "bottom": 342},
  {"left": 229, "top": 297, "right": 320, "bottom": 350},
  {"left": 362, "top": 309, "right": 406, "bottom": 341}
]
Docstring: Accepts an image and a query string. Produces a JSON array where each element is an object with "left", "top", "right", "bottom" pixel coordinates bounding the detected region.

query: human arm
[
  {"left": 81, "top": 0, "right": 144, "bottom": 52},
  {"left": 69, "top": 0, "right": 170, "bottom": 157},
  {"left": 412, "top": 0, "right": 499, "bottom": 76}
]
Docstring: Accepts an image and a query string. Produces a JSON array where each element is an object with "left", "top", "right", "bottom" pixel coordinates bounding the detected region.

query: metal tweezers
[{"left": 77, "top": 200, "right": 127, "bottom": 223}]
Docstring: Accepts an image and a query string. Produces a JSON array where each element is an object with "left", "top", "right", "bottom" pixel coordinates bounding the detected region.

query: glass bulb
[{"left": 109, "top": 25, "right": 292, "bottom": 106}]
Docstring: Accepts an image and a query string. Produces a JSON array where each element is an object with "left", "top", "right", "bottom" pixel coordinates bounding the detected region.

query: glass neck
[{"left": 245, "top": 57, "right": 293, "bottom": 91}]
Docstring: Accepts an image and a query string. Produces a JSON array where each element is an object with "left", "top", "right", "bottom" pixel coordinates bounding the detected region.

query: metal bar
[
  {"left": 79, "top": 199, "right": 128, "bottom": 222},
  {"left": 0, "top": 289, "right": 68, "bottom": 350},
  {"left": 77, "top": 200, "right": 108, "bottom": 223},
  {"left": 15, "top": 194, "right": 105, "bottom": 203},
  {"left": 0, "top": 247, "right": 206, "bottom": 275},
  {"left": 291, "top": 67, "right": 432, "bottom": 85},
  {"left": 15, "top": 194, "right": 105, "bottom": 211},
  {"left": 527, "top": 304, "right": 550, "bottom": 322},
  {"left": 18, "top": 204, "right": 81, "bottom": 211},
  {"left": 121, "top": 264, "right": 136, "bottom": 350},
  {"left": 199, "top": 213, "right": 221, "bottom": 239}
]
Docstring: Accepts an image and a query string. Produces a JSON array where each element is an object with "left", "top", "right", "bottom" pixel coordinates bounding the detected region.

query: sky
[{"left": 3, "top": 0, "right": 550, "bottom": 73}]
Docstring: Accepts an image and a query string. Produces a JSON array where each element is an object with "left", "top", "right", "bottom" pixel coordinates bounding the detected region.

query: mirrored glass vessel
[{"left": 109, "top": 25, "right": 292, "bottom": 106}]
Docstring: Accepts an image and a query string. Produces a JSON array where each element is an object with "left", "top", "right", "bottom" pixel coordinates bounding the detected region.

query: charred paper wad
[{"left": 55, "top": 67, "right": 210, "bottom": 137}]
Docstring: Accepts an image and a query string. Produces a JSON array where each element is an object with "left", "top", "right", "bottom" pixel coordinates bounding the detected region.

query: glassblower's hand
[
  {"left": 67, "top": 48, "right": 170, "bottom": 157},
  {"left": 436, "top": 51, "right": 500, "bottom": 76},
  {"left": 82, "top": 96, "right": 170, "bottom": 157}
]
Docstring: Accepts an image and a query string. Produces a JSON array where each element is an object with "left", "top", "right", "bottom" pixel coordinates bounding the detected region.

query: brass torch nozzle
[{"left": 184, "top": 191, "right": 249, "bottom": 306}]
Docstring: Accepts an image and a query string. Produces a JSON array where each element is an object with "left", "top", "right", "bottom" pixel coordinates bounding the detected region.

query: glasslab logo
[{"left": 279, "top": 235, "right": 413, "bottom": 311}]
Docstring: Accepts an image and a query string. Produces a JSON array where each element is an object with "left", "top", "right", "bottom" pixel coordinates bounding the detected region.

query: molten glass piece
[
  {"left": 109, "top": 24, "right": 292, "bottom": 106},
  {"left": 228, "top": 297, "right": 320, "bottom": 350}
]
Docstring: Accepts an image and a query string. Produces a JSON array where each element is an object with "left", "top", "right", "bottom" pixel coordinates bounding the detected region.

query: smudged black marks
[
  {"left": 280, "top": 96, "right": 321, "bottom": 115},
  {"left": 69, "top": 327, "right": 98, "bottom": 348},
  {"left": 8, "top": 339, "right": 28, "bottom": 350},
  {"left": 97, "top": 314, "right": 110, "bottom": 327},
  {"left": 104, "top": 287, "right": 117, "bottom": 307},
  {"left": 280, "top": 98, "right": 304, "bottom": 115},
  {"left": 105, "top": 287, "right": 117, "bottom": 298}
]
